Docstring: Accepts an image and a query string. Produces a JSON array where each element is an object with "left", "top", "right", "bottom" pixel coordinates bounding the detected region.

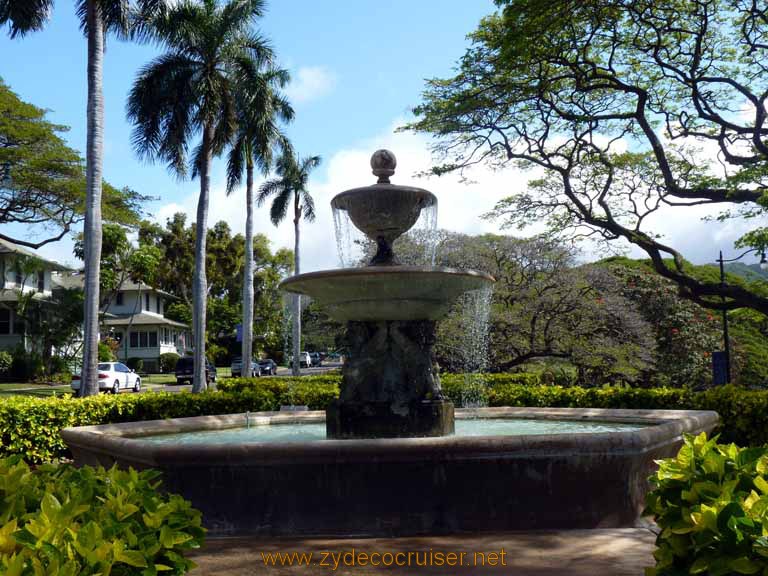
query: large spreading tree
[
  {"left": 408, "top": 0, "right": 768, "bottom": 314},
  {"left": 0, "top": 79, "right": 148, "bottom": 248},
  {"left": 1, "top": 0, "right": 163, "bottom": 396}
]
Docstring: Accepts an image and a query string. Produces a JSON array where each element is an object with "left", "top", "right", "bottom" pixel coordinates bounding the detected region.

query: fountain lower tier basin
[
  {"left": 62, "top": 407, "right": 718, "bottom": 537},
  {"left": 279, "top": 266, "right": 495, "bottom": 321}
]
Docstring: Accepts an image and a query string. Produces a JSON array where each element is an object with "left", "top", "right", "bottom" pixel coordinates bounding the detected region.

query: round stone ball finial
[{"left": 371, "top": 149, "right": 396, "bottom": 183}]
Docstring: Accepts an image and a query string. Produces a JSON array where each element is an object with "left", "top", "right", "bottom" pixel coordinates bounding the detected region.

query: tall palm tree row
[
  {"left": 1, "top": 0, "right": 158, "bottom": 396},
  {"left": 128, "top": 0, "right": 275, "bottom": 392},
  {"left": 257, "top": 152, "right": 321, "bottom": 376},
  {"left": 226, "top": 67, "right": 294, "bottom": 379}
]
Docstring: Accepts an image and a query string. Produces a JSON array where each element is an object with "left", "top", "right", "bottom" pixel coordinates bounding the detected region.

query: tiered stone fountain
[
  {"left": 281, "top": 150, "right": 493, "bottom": 438},
  {"left": 62, "top": 150, "right": 719, "bottom": 537}
]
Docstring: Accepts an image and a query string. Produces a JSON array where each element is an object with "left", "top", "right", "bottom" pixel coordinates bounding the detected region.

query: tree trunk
[
  {"left": 192, "top": 124, "right": 213, "bottom": 393},
  {"left": 80, "top": 0, "right": 104, "bottom": 397},
  {"left": 242, "top": 159, "right": 255, "bottom": 378},
  {"left": 292, "top": 194, "right": 301, "bottom": 377}
]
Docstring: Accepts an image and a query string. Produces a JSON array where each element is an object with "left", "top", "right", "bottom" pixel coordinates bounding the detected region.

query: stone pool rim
[{"left": 61, "top": 407, "right": 719, "bottom": 467}]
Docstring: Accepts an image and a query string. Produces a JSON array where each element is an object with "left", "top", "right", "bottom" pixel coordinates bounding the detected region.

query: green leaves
[
  {"left": 0, "top": 458, "right": 204, "bottom": 575},
  {"left": 646, "top": 433, "right": 768, "bottom": 575}
]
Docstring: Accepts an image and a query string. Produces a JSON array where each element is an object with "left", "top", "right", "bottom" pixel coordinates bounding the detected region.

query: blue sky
[{"left": 0, "top": 0, "right": 758, "bottom": 271}]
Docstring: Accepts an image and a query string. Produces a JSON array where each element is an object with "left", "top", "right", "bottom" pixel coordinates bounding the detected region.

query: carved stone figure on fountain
[{"left": 341, "top": 320, "right": 443, "bottom": 406}]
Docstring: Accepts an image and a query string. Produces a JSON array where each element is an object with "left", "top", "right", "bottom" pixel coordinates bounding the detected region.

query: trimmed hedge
[
  {"left": 0, "top": 389, "right": 276, "bottom": 463},
  {"left": 6, "top": 374, "right": 768, "bottom": 463}
]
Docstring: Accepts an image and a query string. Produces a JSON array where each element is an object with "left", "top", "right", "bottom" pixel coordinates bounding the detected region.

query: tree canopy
[
  {"left": 138, "top": 213, "right": 293, "bottom": 361},
  {"left": 0, "top": 79, "right": 150, "bottom": 248},
  {"left": 407, "top": 0, "right": 768, "bottom": 314}
]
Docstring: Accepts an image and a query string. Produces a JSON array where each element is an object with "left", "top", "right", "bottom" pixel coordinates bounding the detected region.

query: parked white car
[
  {"left": 289, "top": 352, "right": 312, "bottom": 369},
  {"left": 71, "top": 362, "right": 141, "bottom": 394}
]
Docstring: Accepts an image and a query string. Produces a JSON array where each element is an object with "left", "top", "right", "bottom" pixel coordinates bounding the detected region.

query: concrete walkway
[{"left": 189, "top": 528, "right": 656, "bottom": 575}]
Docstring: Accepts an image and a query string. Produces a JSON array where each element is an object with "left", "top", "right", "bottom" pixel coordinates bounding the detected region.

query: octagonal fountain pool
[{"left": 62, "top": 407, "right": 718, "bottom": 536}]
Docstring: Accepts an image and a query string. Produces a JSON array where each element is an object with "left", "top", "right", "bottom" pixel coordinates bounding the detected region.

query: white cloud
[
  {"left": 285, "top": 66, "right": 336, "bottom": 105},
  {"left": 153, "top": 118, "right": 761, "bottom": 276},
  {"left": 153, "top": 122, "right": 534, "bottom": 273}
]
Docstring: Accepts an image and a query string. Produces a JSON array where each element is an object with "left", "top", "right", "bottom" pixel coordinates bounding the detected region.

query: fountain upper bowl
[
  {"left": 331, "top": 184, "right": 436, "bottom": 244},
  {"left": 280, "top": 266, "right": 495, "bottom": 322}
]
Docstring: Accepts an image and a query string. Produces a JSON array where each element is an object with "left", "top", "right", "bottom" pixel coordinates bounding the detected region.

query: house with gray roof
[
  {"left": 53, "top": 274, "right": 192, "bottom": 372},
  {"left": 0, "top": 238, "right": 72, "bottom": 351}
]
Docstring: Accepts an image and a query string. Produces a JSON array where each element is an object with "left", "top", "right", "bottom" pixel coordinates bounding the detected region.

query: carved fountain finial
[{"left": 371, "top": 149, "right": 397, "bottom": 183}]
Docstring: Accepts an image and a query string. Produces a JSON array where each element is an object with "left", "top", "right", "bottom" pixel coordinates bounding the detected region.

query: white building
[
  {"left": 0, "top": 238, "right": 71, "bottom": 351},
  {"left": 102, "top": 281, "right": 191, "bottom": 371},
  {"left": 53, "top": 275, "right": 192, "bottom": 372}
]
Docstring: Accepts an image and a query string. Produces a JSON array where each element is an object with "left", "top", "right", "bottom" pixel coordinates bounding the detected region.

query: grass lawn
[{"left": 0, "top": 382, "right": 68, "bottom": 397}]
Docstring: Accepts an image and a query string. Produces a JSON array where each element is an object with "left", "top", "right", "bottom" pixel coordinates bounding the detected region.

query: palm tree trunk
[
  {"left": 80, "top": 0, "right": 104, "bottom": 397},
  {"left": 192, "top": 124, "right": 213, "bottom": 393},
  {"left": 292, "top": 193, "right": 301, "bottom": 377},
  {"left": 242, "top": 158, "right": 255, "bottom": 378}
]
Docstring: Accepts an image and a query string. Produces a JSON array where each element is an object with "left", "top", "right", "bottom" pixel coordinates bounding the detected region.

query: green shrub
[
  {"left": 35, "top": 371, "right": 72, "bottom": 385},
  {"left": 0, "top": 388, "right": 276, "bottom": 463},
  {"left": 0, "top": 351, "right": 12, "bottom": 376},
  {"left": 0, "top": 456, "right": 204, "bottom": 575},
  {"left": 159, "top": 352, "right": 181, "bottom": 373},
  {"left": 10, "top": 347, "right": 44, "bottom": 382},
  {"left": 127, "top": 358, "right": 144, "bottom": 372},
  {"left": 219, "top": 376, "right": 339, "bottom": 410},
  {"left": 98, "top": 341, "right": 115, "bottom": 362},
  {"left": 644, "top": 433, "right": 768, "bottom": 576}
]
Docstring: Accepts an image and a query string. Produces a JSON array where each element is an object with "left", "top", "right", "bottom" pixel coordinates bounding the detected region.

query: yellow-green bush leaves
[
  {"left": 645, "top": 434, "right": 768, "bottom": 576},
  {"left": 0, "top": 457, "right": 204, "bottom": 575}
]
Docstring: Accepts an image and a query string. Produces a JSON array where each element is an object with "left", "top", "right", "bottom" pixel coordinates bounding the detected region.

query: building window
[
  {"left": 0, "top": 259, "right": 5, "bottom": 289},
  {"left": 14, "top": 270, "right": 22, "bottom": 287},
  {"left": 0, "top": 309, "right": 9, "bottom": 334},
  {"left": 116, "top": 292, "right": 124, "bottom": 306},
  {"left": 157, "top": 297, "right": 162, "bottom": 314},
  {"left": 145, "top": 293, "right": 150, "bottom": 311},
  {"left": 37, "top": 270, "right": 44, "bottom": 292},
  {"left": 129, "top": 330, "right": 159, "bottom": 348}
]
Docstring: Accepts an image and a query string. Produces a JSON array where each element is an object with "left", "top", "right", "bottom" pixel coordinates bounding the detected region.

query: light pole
[{"left": 715, "top": 248, "right": 767, "bottom": 383}]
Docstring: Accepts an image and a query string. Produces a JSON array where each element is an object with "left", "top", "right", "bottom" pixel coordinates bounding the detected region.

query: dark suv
[
  {"left": 309, "top": 352, "right": 322, "bottom": 367},
  {"left": 175, "top": 357, "right": 217, "bottom": 385}
]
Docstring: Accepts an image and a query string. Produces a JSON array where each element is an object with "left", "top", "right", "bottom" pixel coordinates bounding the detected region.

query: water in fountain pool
[{"left": 141, "top": 418, "right": 648, "bottom": 445}]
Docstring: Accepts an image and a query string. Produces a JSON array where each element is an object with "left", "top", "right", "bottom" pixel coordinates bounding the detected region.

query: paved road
[
  {"left": 274, "top": 363, "right": 341, "bottom": 376},
  {"left": 157, "top": 363, "right": 342, "bottom": 393}
]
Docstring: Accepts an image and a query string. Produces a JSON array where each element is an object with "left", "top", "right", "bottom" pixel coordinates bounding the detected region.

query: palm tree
[
  {"left": 128, "top": 0, "right": 273, "bottom": 392},
  {"left": 257, "top": 152, "right": 321, "bottom": 376},
  {"left": 0, "top": 0, "right": 161, "bottom": 396},
  {"left": 226, "top": 65, "right": 293, "bottom": 380}
]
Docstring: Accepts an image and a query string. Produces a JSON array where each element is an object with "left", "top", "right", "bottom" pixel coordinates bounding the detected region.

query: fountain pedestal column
[{"left": 326, "top": 320, "right": 455, "bottom": 438}]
